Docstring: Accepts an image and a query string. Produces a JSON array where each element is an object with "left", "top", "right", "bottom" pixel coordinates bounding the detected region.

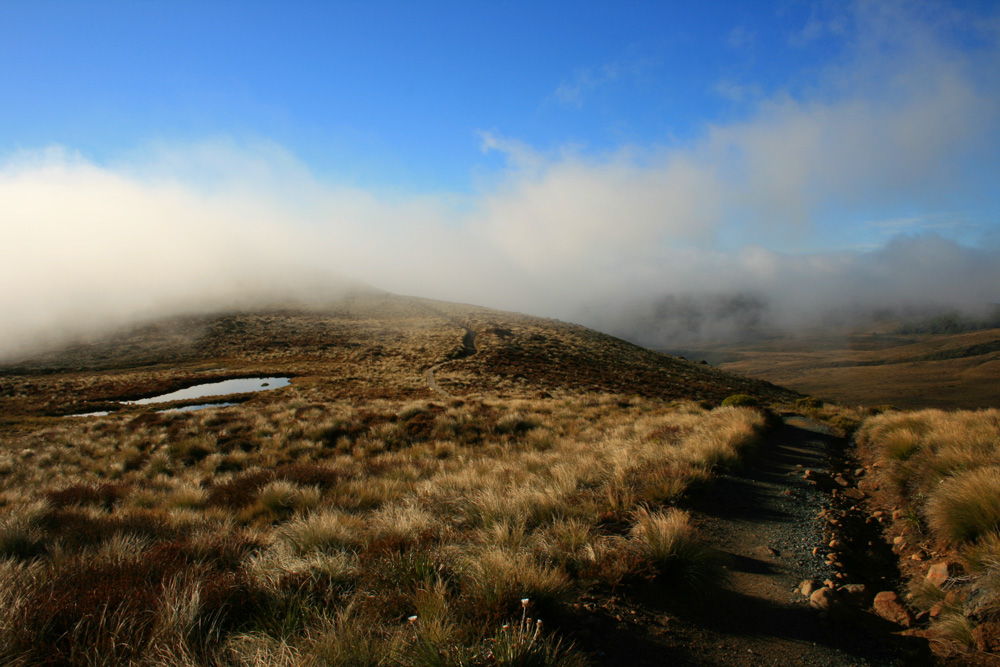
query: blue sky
[
  {"left": 1, "top": 1, "right": 849, "bottom": 190},
  {"left": 1, "top": 1, "right": 999, "bottom": 351}
]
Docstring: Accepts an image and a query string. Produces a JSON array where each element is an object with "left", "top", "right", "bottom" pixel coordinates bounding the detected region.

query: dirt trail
[
  {"left": 425, "top": 320, "right": 477, "bottom": 397},
  {"left": 583, "top": 417, "right": 916, "bottom": 666}
]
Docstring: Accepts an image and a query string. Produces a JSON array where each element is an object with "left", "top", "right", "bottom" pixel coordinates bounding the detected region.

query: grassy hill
[
  {"left": 0, "top": 293, "right": 802, "bottom": 666},
  {"left": 0, "top": 292, "right": 796, "bottom": 420},
  {"left": 5, "top": 293, "right": 1000, "bottom": 664}
]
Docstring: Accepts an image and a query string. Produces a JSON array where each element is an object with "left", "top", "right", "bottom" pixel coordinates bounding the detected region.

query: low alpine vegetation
[{"left": 0, "top": 387, "right": 771, "bottom": 665}]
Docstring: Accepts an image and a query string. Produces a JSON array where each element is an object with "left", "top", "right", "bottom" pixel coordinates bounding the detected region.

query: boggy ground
[{"left": 569, "top": 416, "right": 926, "bottom": 666}]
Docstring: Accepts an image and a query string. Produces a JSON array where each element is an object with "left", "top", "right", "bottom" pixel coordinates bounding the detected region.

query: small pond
[{"left": 127, "top": 377, "right": 291, "bottom": 405}]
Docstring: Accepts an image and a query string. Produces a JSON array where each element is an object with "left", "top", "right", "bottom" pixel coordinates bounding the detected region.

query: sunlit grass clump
[
  {"left": 629, "top": 506, "right": 729, "bottom": 594},
  {"left": 925, "top": 467, "right": 1000, "bottom": 544}
]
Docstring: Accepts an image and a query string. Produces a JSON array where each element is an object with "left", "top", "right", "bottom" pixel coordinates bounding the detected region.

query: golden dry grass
[
  {"left": 858, "top": 408, "right": 1000, "bottom": 645},
  {"left": 0, "top": 386, "right": 769, "bottom": 665},
  {"left": 0, "top": 294, "right": 786, "bottom": 665}
]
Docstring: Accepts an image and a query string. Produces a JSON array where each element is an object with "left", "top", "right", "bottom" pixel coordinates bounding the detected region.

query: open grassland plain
[
  {"left": 0, "top": 294, "right": 805, "bottom": 666},
  {"left": 673, "top": 328, "right": 1000, "bottom": 410},
  {"left": 851, "top": 408, "right": 1000, "bottom": 662}
]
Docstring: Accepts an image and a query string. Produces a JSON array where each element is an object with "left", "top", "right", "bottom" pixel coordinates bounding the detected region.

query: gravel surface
[
  {"left": 672, "top": 417, "right": 905, "bottom": 667},
  {"left": 574, "top": 415, "right": 930, "bottom": 667},
  {"left": 674, "top": 415, "right": 911, "bottom": 666}
]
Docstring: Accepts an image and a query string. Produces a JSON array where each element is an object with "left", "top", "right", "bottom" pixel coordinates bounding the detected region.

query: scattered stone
[
  {"left": 873, "top": 591, "right": 914, "bottom": 628},
  {"left": 910, "top": 553, "right": 924, "bottom": 562},
  {"left": 843, "top": 488, "right": 865, "bottom": 501},
  {"left": 812, "top": 546, "right": 821, "bottom": 556},
  {"left": 799, "top": 579, "right": 820, "bottom": 597},
  {"left": 925, "top": 561, "right": 961, "bottom": 588},
  {"left": 810, "top": 587, "right": 840, "bottom": 612},
  {"left": 855, "top": 468, "right": 866, "bottom": 477},
  {"left": 833, "top": 474, "right": 850, "bottom": 487},
  {"left": 893, "top": 536, "right": 906, "bottom": 546},
  {"left": 765, "top": 546, "right": 780, "bottom": 557},
  {"left": 892, "top": 509, "right": 905, "bottom": 521},
  {"left": 829, "top": 539, "right": 844, "bottom": 551},
  {"left": 824, "top": 579, "right": 836, "bottom": 588},
  {"left": 873, "top": 510, "right": 884, "bottom": 518}
]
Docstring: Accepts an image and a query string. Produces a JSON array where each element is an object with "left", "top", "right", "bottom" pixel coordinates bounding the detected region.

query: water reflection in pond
[{"left": 128, "top": 377, "right": 290, "bottom": 405}]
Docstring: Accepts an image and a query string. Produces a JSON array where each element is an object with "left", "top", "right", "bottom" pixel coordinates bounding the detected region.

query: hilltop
[{"left": 0, "top": 291, "right": 796, "bottom": 420}]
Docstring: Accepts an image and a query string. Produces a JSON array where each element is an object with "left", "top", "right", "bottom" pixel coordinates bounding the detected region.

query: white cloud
[{"left": 1, "top": 2, "right": 998, "bottom": 355}]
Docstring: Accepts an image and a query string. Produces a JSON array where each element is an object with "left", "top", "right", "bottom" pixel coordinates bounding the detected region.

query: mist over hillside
[
  {"left": 583, "top": 291, "right": 1000, "bottom": 351},
  {"left": 2, "top": 1, "right": 998, "bottom": 361}
]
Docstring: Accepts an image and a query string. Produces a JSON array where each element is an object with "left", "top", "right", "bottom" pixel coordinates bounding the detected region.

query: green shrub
[
  {"left": 720, "top": 394, "right": 758, "bottom": 408},
  {"left": 795, "top": 396, "right": 824, "bottom": 410}
]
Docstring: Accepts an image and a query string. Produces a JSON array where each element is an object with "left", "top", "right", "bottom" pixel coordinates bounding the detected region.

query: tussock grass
[
  {"left": 460, "top": 546, "right": 571, "bottom": 619},
  {"left": 629, "top": 506, "right": 728, "bottom": 594},
  {"left": 304, "top": 604, "right": 402, "bottom": 667},
  {"left": 860, "top": 408, "right": 1000, "bottom": 645},
  {"left": 963, "top": 531, "right": 1000, "bottom": 574},
  {"left": 935, "top": 609, "right": 976, "bottom": 647},
  {"left": 926, "top": 467, "right": 1000, "bottom": 544},
  {"left": 257, "top": 480, "right": 322, "bottom": 519},
  {"left": 0, "top": 500, "right": 50, "bottom": 559},
  {"left": 279, "top": 510, "right": 367, "bottom": 555},
  {"left": 858, "top": 409, "right": 1000, "bottom": 533},
  {"left": 0, "top": 390, "right": 773, "bottom": 664}
]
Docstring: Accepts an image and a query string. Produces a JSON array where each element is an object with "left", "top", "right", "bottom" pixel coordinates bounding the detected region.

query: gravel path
[
  {"left": 680, "top": 415, "right": 903, "bottom": 666},
  {"left": 583, "top": 416, "right": 916, "bottom": 666}
]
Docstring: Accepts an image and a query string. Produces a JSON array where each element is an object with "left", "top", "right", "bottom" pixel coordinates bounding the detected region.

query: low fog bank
[
  {"left": 1, "top": 148, "right": 997, "bottom": 362},
  {"left": 3, "top": 1, "right": 998, "bottom": 361},
  {"left": 0, "top": 276, "right": 377, "bottom": 364},
  {"left": 577, "top": 235, "right": 1000, "bottom": 350},
  {"left": 583, "top": 292, "right": 1000, "bottom": 353}
]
